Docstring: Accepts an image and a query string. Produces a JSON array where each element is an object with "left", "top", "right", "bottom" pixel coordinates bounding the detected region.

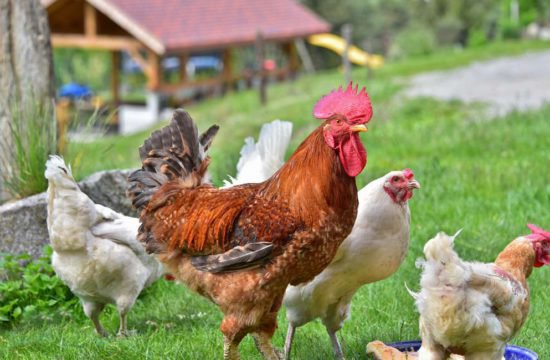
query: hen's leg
[
  {"left": 284, "top": 323, "right": 296, "bottom": 360},
  {"left": 82, "top": 301, "right": 108, "bottom": 337},
  {"left": 116, "top": 295, "right": 137, "bottom": 337},
  {"left": 327, "top": 329, "right": 344, "bottom": 360},
  {"left": 322, "top": 296, "right": 352, "bottom": 360}
]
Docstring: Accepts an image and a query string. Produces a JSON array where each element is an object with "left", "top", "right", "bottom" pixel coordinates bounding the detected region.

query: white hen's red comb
[
  {"left": 313, "top": 82, "right": 373, "bottom": 125},
  {"left": 403, "top": 168, "right": 414, "bottom": 180}
]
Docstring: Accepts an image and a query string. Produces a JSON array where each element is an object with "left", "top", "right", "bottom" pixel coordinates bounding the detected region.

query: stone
[{"left": 0, "top": 169, "right": 137, "bottom": 258}]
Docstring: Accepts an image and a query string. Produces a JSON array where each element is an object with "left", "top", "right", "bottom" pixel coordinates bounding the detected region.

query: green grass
[{"left": 2, "top": 40, "right": 550, "bottom": 359}]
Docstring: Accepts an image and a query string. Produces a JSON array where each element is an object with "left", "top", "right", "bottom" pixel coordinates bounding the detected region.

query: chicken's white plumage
[
  {"left": 224, "top": 119, "right": 292, "bottom": 186},
  {"left": 45, "top": 156, "right": 163, "bottom": 336}
]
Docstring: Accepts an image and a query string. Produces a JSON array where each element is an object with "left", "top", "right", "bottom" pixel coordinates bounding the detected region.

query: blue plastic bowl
[{"left": 387, "top": 340, "right": 538, "bottom": 360}]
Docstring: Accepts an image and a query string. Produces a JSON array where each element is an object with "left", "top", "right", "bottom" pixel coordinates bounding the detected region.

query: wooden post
[
  {"left": 84, "top": 2, "right": 97, "bottom": 37},
  {"left": 255, "top": 32, "right": 267, "bottom": 105},
  {"left": 342, "top": 24, "right": 352, "bottom": 84},
  {"left": 222, "top": 48, "right": 233, "bottom": 92},
  {"left": 294, "top": 38, "right": 315, "bottom": 74},
  {"left": 179, "top": 53, "right": 188, "bottom": 84},
  {"left": 147, "top": 50, "right": 161, "bottom": 90},
  {"left": 282, "top": 42, "right": 299, "bottom": 79},
  {"left": 110, "top": 50, "right": 120, "bottom": 130}
]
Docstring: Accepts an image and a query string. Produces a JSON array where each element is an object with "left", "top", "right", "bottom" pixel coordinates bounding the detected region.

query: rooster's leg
[
  {"left": 327, "top": 329, "right": 344, "bottom": 360},
  {"left": 223, "top": 335, "right": 241, "bottom": 360},
  {"left": 221, "top": 315, "right": 247, "bottom": 360},
  {"left": 252, "top": 332, "right": 282, "bottom": 360},
  {"left": 82, "top": 301, "right": 108, "bottom": 337},
  {"left": 284, "top": 323, "right": 296, "bottom": 360}
]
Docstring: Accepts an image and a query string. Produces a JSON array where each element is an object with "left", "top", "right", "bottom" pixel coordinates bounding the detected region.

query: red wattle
[{"left": 339, "top": 134, "right": 366, "bottom": 177}]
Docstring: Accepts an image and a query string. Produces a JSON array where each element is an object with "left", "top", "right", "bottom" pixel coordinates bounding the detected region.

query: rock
[
  {"left": 0, "top": 192, "right": 48, "bottom": 258},
  {"left": 78, "top": 169, "right": 138, "bottom": 217},
  {"left": 0, "top": 169, "right": 137, "bottom": 258}
]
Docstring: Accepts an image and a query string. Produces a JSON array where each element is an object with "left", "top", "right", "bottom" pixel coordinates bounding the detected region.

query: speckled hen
[{"left": 127, "top": 83, "right": 373, "bottom": 360}]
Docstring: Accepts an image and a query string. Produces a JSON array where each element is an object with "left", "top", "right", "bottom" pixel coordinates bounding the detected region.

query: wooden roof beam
[{"left": 51, "top": 34, "right": 142, "bottom": 51}]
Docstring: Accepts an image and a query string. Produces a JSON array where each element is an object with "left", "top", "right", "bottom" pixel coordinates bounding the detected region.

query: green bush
[
  {"left": 468, "top": 29, "right": 489, "bottom": 47},
  {"left": 0, "top": 246, "right": 79, "bottom": 324},
  {"left": 500, "top": 19, "right": 522, "bottom": 39},
  {"left": 389, "top": 24, "right": 436, "bottom": 59}
]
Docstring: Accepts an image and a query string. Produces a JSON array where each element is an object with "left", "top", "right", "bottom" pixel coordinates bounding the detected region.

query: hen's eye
[{"left": 392, "top": 176, "right": 400, "bottom": 182}]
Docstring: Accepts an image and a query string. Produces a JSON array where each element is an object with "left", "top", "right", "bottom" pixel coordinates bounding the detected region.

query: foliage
[
  {"left": 0, "top": 100, "right": 57, "bottom": 199},
  {"left": 0, "top": 246, "right": 79, "bottom": 325},
  {"left": 501, "top": 18, "right": 524, "bottom": 38},
  {"left": 389, "top": 23, "right": 436, "bottom": 59}
]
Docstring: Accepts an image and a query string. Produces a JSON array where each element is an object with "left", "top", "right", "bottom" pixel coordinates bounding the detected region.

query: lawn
[{"left": 2, "top": 40, "right": 550, "bottom": 359}]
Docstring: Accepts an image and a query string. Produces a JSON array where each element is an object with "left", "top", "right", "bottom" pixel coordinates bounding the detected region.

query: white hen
[
  {"left": 45, "top": 156, "right": 164, "bottom": 337},
  {"left": 283, "top": 169, "right": 420, "bottom": 359},
  {"left": 223, "top": 119, "right": 292, "bottom": 186}
]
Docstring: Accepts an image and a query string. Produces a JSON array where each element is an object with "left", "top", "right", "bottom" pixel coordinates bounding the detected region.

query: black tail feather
[{"left": 127, "top": 109, "right": 219, "bottom": 213}]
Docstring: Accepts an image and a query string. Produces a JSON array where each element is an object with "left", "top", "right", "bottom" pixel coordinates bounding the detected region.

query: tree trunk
[{"left": 0, "top": 0, "right": 54, "bottom": 201}]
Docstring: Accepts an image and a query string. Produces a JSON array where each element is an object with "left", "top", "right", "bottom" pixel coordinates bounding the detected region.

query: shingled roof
[{"left": 44, "top": 0, "right": 330, "bottom": 55}]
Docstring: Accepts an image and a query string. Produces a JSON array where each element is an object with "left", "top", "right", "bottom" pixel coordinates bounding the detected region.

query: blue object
[
  {"left": 122, "top": 53, "right": 221, "bottom": 74},
  {"left": 58, "top": 83, "right": 92, "bottom": 99},
  {"left": 387, "top": 340, "right": 538, "bottom": 360}
]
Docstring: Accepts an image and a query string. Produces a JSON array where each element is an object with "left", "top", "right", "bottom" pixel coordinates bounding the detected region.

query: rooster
[
  {"left": 411, "top": 225, "right": 550, "bottom": 359},
  {"left": 283, "top": 169, "right": 420, "bottom": 359},
  {"left": 224, "top": 119, "right": 293, "bottom": 186},
  {"left": 127, "top": 83, "right": 372, "bottom": 359},
  {"left": 45, "top": 156, "right": 164, "bottom": 336}
]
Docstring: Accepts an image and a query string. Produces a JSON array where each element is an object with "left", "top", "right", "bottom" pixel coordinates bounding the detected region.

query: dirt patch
[{"left": 404, "top": 50, "right": 550, "bottom": 117}]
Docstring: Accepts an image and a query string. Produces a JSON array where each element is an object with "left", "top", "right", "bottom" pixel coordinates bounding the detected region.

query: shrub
[
  {"left": 500, "top": 19, "right": 522, "bottom": 39},
  {"left": 389, "top": 23, "right": 436, "bottom": 60},
  {"left": 0, "top": 246, "right": 79, "bottom": 324}
]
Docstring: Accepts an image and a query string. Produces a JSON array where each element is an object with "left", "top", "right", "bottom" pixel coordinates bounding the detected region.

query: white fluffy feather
[
  {"left": 45, "top": 155, "right": 164, "bottom": 336},
  {"left": 223, "top": 119, "right": 292, "bottom": 186}
]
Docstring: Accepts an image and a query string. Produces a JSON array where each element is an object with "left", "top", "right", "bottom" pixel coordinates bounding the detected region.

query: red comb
[
  {"left": 313, "top": 82, "right": 373, "bottom": 124},
  {"left": 526, "top": 224, "right": 550, "bottom": 241},
  {"left": 403, "top": 168, "right": 414, "bottom": 180}
]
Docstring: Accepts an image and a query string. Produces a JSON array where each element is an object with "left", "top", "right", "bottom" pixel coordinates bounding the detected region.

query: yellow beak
[{"left": 350, "top": 124, "right": 368, "bottom": 133}]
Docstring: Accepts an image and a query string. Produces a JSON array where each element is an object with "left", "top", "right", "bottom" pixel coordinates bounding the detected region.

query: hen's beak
[
  {"left": 408, "top": 179, "right": 421, "bottom": 189},
  {"left": 350, "top": 124, "right": 367, "bottom": 133}
]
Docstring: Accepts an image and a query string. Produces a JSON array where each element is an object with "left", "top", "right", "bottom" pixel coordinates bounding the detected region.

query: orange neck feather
[
  {"left": 495, "top": 238, "right": 536, "bottom": 286},
  {"left": 262, "top": 125, "right": 358, "bottom": 225}
]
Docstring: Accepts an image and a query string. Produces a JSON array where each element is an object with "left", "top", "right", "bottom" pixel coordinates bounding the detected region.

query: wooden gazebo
[{"left": 43, "top": 0, "right": 330, "bottom": 107}]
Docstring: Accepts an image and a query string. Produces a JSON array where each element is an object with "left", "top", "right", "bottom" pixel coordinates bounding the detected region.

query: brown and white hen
[{"left": 411, "top": 225, "right": 550, "bottom": 360}]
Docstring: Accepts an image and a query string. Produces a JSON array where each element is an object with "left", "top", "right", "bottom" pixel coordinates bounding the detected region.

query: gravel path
[{"left": 404, "top": 50, "right": 550, "bottom": 117}]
